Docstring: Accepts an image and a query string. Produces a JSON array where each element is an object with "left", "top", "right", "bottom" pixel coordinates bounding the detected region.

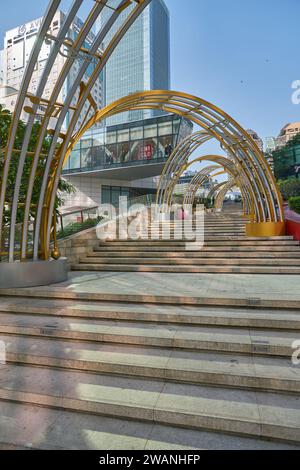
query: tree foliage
[
  {"left": 277, "top": 178, "right": 300, "bottom": 201},
  {"left": 0, "top": 105, "right": 74, "bottom": 227}
]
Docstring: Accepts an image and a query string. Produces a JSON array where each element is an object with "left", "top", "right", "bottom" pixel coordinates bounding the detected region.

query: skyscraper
[
  {"left": 0, "top": 12, "right": 103, "bottom": 126},
  {"left": 97, "top": 0, "right": 170, "bottom": 125}
]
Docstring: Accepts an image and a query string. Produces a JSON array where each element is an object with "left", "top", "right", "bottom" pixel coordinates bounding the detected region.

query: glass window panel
[
  {"left": 158, "top": 121, "right": 173, "bottom": 136},
  {"left": 143, "top": 138, "right": 158, "bottom": 160},
  {"left": 130, "top": 140, "right": 158, "bottom": 161},
  {"left": 130, "top": 140, "right": 144, "bottom": 161},
  {"left": 144, "top": 123, "right": 157, "bottom": 138},
  {"left": 91, "top": 146, "right": 105, "bottom": 167},
  {"left": 105, "top": 130, "right": 116, "bottom": 144},
  {"left": 118, "top": 142, "right": 131, "bottom": 163},
  {"left": 172, "top": 118, "right": 181, "bottom": 135},
  {"left": 130, "top": 126, "right": 143, "bottom": 141},
  {"left": 81, "top": 137, "right": 93, "bottom": 149},
  {"left": 81, "top": 147, "right": 93, "bottom": 168},
  {"left": 117, "top": 128, "right": 130, "bottom": 143},
  {"left": 101, "top": 186, "right": 111, "bottom": 205},
  {"left": 111, "top": 187, "right": 120, "bottom": 207},
  {"left": 69, "top": 150, "right": 80, "bottom": 169},
  {"left": 158, "top": 136, "right": 174, "bottom": 158},
  {"left": 93, "top": 132, "right": 105, "bottom": 146},
  {"left": 63, "top": 155, "right": 70, "bottom": 171},
  {"left": 104, "top": 143, "right": 118, "bottom": 165}
]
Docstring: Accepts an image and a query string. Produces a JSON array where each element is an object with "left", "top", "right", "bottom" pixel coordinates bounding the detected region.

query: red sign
[{"left": 138, "top": 143, "right": 153, "bottom": 160}]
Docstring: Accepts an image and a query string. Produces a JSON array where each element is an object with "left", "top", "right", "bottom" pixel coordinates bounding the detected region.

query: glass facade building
[
  {"left": 64, "top": 114, "right": 193, "bottom": 174},
  {"left": 97, "top": 0, "right": 170, "bottom": 126},
  {"left": 273, "top": 134, "right": 300, "bottom": 180}
]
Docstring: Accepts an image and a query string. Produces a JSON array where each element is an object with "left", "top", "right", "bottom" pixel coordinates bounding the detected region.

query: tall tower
[{"left": 97, "top": 0, "right": 170, "bottom": 125}]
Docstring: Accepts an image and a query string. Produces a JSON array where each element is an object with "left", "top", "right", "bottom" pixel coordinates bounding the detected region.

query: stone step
[
  {"left": 88, "top": 251, "right": 300, "bottom": 259},
  {"left": 0, "top": 296, "right": 299, "bottom": 329},
  {"left": 99, "top": 240, "right": 300, "bottom": 247},
  {"left": 1, "top": 401, "right": 298, "bottom": 450},
  {"left": 73, "top": 263, "right": 300, "bottom": 274},
  {"left": 0, "top": 312, "right": 296, "bottom": 356},
  {"left": 94, "top": 245, "right": 300, "bottom": 252},
  {"left": 2, "top": 334, "right": 300, "bottom": 393},
  {"left": 145, "top": 236, "right": 293, "bottom": 241},
  {"left": 79, "top": 257, "right": 300, "bottom": 267},
  {"left": 1, "top": 287, "right": 299, "bottom": 310},
  {"left": 1, "top": 364, "right": 299, "bottom": 444}
]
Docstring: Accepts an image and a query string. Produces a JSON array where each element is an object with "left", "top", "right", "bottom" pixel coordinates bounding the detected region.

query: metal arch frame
[
  {"left": 207, "top": 181, "right": 228, "bottom": 201},
  {"left": 156, "top": 131, "right": 213, "bottom": 206},
  {"left": 155, "top": 131, "right": 262, "bottom": 221},
  {"left": 209, "top": 180, "right": 252, "bottom": 216},
  {"left": 1, "top": 74, "right": 286, "bottom": 265},
  {"left": 0, "top": 0, "right": 151, "bottom": 262},
  {"left": 47, "top": 90, "right": 286, "bottom": 249},
  {"left": 183, "top": 165, "right": 224, "bottom": 206},
  {"left": 70, "top": 92, "right": 283, "bottom": 225},
  {"left": 182, "top": 167, "right": 250, "bottom": 215},
  {"left": 214, "top": 179, "right": 242, "bottom": 212},
  {"left": 161, "top": 153, "right": 255, "bottom": 218}
]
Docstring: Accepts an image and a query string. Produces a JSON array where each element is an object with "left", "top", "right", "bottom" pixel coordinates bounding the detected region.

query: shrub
[
  {"left": 289, "top": 196, "right": 300, "bottom": 215},
  {"left": 278, "top": 178, "right": 300, "bottom": 201},
  {"left": 57, "top": 217, "right": 101, "bottom": 239}
]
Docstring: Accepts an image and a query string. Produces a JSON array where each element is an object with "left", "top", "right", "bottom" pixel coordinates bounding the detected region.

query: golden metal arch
[{"left": 1, "top": 85, "right": 286, "bottom": 263}]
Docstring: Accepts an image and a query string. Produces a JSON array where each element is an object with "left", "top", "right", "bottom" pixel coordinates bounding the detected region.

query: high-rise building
[
  {"left": 61, "top": 0, "right": 186, "bottom": 211},
  {"left": 265, "top": 136, "right": 276, "bottom": 153},
  {"left": 276, "top": 122, "right": 300, "bottom": 148},
  {"left": 0, "top": 13, "right": 103, "bottom": 126},
  {"left": 247, "top": 129, "right": 264, "bottom": 152},
  {"left": 97, "top": 0, "right": 170, "bottom": 126},
  {"left": 0, "top": 50, "right": 4, "bottom": 85}
]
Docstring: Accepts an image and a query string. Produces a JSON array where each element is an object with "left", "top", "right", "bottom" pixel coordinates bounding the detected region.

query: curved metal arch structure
[
  {"left": 214, "top": 179, "right": 241, "bottom": 212},
  {"left": 0, "top": 5, "right": 286, "bottom": 284},
  {"left": 0, "top": 0, "right": 151, "bottom": 264},
  {"left": 42, "top": 90, "right": 288, "bottom": 253},
  {"left": 183, "top": 165, "right": 222, "bottom": 206},
  {"left": 155, "top": 130, "right": 277, "bottom": 224},
  {"left": 168, "top": 153, "right": 254, "bottom": 217},
  {"left": 58, "top": 91, "right": 285, "bottom": 237}
]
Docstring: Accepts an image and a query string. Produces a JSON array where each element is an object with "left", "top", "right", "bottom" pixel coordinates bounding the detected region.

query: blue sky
[{"left": 0, "top": 0, "right": 299, "bottom": 141}]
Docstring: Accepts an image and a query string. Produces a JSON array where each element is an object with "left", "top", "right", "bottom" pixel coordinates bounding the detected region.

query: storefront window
[
  {"left": 144, "top": 123, "right": 157, "bottom": 138},
  {"left": 93, "top": 132, "right": 105, "bottom": 147},
  {"left": 117, "top": 128, "right": 130, "bottom": 143},
  {"left": 118, "top": 142, "right": 131, "bottom": 163},
  {"left": 104, "top": 143, "right": 118, "bottom": 165},
  {"left": 130, "top": 126, "right": 143, "bottom": 141},
  {"left": 105, "top": 130, "right": 117, "bottom": 145},
  {"left": 158, "top": 135, "right": 173, "bottom": 158},
  {"left": 158, "top": 121, "right": 173, "bottom": 136}
]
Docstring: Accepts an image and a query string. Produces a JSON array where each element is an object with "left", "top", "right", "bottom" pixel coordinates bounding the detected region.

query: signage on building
[
  {"left": 17, "top": 18, "right": 42, "bottom": 37},
  {"left": 138, "top": 143, "right": 153, "bottom": 160}
]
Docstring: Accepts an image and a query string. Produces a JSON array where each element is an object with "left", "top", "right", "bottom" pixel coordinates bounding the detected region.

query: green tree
[
  {"left": 0, "top": 105, "right": 74, "bottom": 227},
  {"left": 278, "top": 178, "right": 300, "bottom": 201}
]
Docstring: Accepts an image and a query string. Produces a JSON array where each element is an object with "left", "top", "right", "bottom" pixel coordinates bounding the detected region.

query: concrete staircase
[
  {"left": 0, "top": 289, "right": 300, "bottom": 449},
  {"left": 72, "top": 212, "right": 300, "bottom": 274}
]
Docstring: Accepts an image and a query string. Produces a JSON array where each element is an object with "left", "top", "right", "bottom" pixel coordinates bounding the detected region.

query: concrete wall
[{"left": 58, "top": 226, "right": 99, "bottom": 266}]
